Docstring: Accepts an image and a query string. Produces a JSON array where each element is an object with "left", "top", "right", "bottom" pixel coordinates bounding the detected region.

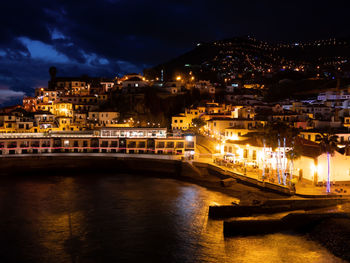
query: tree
[
  {"left": 285, "top": 142, "right": 302, "bottom": 185},
  {"left": 316, "top": 132, "right": 338, "bottom": 193},
  {"left": 261, "top": 121, "right": 289, "bottom": 184},
  {"left": 259, "top": 121, "right": 300, "bottom": 185}
]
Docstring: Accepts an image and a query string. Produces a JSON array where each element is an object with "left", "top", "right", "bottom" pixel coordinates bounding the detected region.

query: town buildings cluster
[
  {"left": 171, "top": 81, "right": 350, "bottom": 186},
  {"left": 1, "top": 65, "right": 350, "bottom": 188},
  {"left": 0, "top": 69, "right": 200, "bottom": 157}
]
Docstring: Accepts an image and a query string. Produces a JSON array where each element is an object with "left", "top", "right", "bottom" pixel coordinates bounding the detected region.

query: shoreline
[
  {"left": 2, "top": 155, "right": 349, "bottom": 261},
  {"left": 0, "top": 154, "right": 284, "bottom": 202}
]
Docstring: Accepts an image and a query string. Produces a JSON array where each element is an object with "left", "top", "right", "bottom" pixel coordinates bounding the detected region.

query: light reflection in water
[{"left": 0, "top": 174, "right": 345, "bottom": 263}]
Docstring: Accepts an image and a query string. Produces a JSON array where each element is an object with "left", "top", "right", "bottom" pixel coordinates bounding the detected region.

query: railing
[{"left": 0, "top": 146, "right": 186, "bottom": 154}]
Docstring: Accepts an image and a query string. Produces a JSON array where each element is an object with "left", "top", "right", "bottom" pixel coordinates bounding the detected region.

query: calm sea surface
[{"left": 0, "top": 173, "right": 345, "bottom": 263}]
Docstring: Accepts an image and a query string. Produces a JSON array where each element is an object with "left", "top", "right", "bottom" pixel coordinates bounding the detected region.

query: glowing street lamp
[{"left": 176, "top": 76, "right": 182, "bottom": 81}]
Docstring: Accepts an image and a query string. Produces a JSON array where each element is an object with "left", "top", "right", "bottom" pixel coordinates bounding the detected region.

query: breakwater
[
  {"left": 223, "top": 212, "right": 350, "bottom": 236},
  {"left": 209, "top": 197, "right": 350, "bottom": 218}
]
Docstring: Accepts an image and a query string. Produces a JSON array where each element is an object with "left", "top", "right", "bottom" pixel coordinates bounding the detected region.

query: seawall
[
  {"left": 193, "top": 161, "right": 293, "bottom": 196},
  {"left": 0, "top": 154, "right": 186, "bottom": 177},
  {"left": 0, "top": 154, "right": 289, "bottom": 201}
]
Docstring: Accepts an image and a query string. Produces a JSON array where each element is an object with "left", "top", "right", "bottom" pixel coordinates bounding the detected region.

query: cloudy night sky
[{"left": 0, "top": 0, "right": 349, "bottom": 106}]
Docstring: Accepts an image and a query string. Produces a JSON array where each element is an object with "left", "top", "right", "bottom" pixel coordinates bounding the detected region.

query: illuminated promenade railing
[{"left": 0, "top": 146, "right": 189, "bottom": 156}]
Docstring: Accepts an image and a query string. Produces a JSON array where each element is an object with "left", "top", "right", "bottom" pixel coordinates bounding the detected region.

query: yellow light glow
[
  {"left": 176, "top": 76, "right": 181, "bottom": 81},
  {"left": 310, "top": 163, "right": 318, "bottom": 177},
  {"left": 229, "top": 134, "right": 238, "bottom": 140},
  {"left": 237, "top": 148, "right": 243, "bottom": 158}
]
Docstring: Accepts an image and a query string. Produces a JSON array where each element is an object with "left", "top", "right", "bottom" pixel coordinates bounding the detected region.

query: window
[
  {"left": 174, "top": 120, "right": 178, "bottom": 123},
  {"left": 8, "top": 141, "right": 17, "bottom": 148},
  {"left": 176, "top": 142, "right": 184, "bottom": 148},
  {"left": 128, "top": 141, "right": 136, "bottom": 148},
  {"left": 180, "top": 120, "right": 183, "bottom": 123},
  {"left": 186, "top": 141, "right": 194, "bottom": 148},
  {"left": 166, "top": 142, "right": 174, "bottom": 148},
  {"left": 157, "top": 142, "right": 165, "bottom": 148},
  {"left": 244, "top": 149, "right": 248, "bottom": 158},
  {"left": 42, "top": 141, "right": 50, "bottom": 147},
  {"left": 101, "top": 141, "right": 109, "bottom": 147},
  {"left": 31, "top": 141, "right": 40, "bottom": 147}
]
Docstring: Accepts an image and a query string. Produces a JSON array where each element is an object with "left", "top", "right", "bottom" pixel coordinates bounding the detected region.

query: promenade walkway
[{"left": 195, "top": 156, "right": 350, "bottom": 197}]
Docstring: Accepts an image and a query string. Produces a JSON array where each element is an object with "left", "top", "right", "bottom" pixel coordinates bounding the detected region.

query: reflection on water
[{"left": 0, "top": 174, "right": 345, "bottom": 263}]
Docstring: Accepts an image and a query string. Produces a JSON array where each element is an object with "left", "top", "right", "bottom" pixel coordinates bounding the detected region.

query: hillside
[{"left": 144, "top": 36, "right": 350, "bottom": 85}]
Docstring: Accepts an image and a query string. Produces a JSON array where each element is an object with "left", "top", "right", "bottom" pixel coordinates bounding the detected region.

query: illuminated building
[
  {"left": 88, "top": 111, "right": 120, "bottom": 127},
  {"left": 0, "top": 128, "right": 195, "bottom": 156}
]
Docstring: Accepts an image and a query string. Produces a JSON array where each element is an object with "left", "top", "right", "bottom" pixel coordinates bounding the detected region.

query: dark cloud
[{"left": 0, "top": 0, "right": 349, "bottom": 106}]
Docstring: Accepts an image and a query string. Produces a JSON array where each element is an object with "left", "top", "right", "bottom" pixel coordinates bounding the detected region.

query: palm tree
[
  {"left": 285, "top": 142, "right": 302, "bottom": 185},
  {"left": 260, "top": 121, "right": 297, "bottom": 185},
  {"left": 316, "top": 132, "right": 338, "bottom": 193}
]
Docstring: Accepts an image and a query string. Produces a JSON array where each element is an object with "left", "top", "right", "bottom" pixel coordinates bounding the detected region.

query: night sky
[{"left": 0, "top": 0, "right": 349, "bottom": 105}]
